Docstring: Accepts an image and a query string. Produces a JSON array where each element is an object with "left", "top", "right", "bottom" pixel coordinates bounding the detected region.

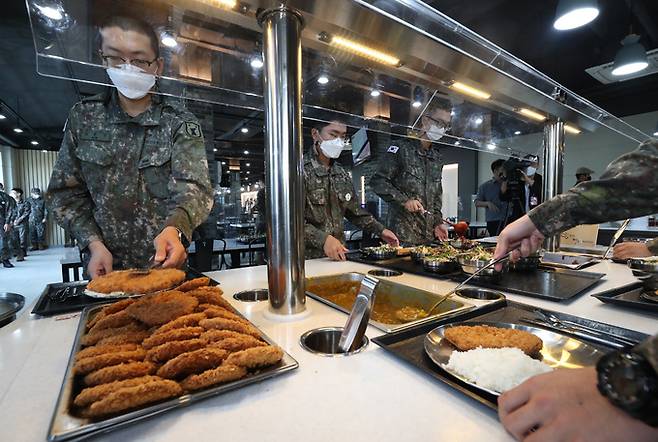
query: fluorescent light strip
[
  {"left": 518, "top": 108, "right": 547, "bottom": 121},
  {"left": 330, "top": 36, "right": 400, "bottom": 66},
  {"left": 564, "top": 124, "right": 581, "bottom": 134},
  {"left": 204, "top": 0, "right": 237, "bottom": 8},
  {"left": 451, "top": 81, "right": 491, "bottom": 100}
]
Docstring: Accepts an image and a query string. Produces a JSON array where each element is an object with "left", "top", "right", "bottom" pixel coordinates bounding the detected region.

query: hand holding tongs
[
  {"left": 603, "top": 219, "right": 631, "bottom": 259},
  {"left": 131, "top": 255, "right": 163, "bottom": 275}
]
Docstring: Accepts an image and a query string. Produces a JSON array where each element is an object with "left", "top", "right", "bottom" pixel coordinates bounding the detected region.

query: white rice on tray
[{"left": 444, "top": 347, "right": 553, "bottom": 393}]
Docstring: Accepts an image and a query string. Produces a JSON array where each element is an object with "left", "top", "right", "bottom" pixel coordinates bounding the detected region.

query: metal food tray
[
  {"left": 372, "top": 300, "right": 647, "bottom": 409},
  {"left": 347, "top": 255, "right": 604, "bottom": 302},
  {"left": 33, "top": 268, "right": 218, "bottom": 317},
  {"left": 592, "top": 281, "right": 658, "bottom": 315},
  {"left": 0, "top": 292, "right": 25, "bottom": 327},
  {"left": 305, "top": 272, "right": 480, "bottom": 333},
  {"left": 48, "top": 304, "right": 298, "bottom": 441}
]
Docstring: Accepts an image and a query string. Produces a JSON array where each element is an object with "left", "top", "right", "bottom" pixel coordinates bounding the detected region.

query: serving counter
[{"left": 1, "top": 259, "right": 655, "bottom": 442}]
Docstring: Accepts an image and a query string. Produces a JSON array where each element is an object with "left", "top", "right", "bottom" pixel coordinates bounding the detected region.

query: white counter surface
[{"left": 1, "top": 259, "right": 656, "bottom": 442}]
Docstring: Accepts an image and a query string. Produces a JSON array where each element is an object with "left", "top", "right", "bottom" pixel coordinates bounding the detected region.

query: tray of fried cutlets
[
  {"left": 47, "top": 278, "right": 298, "bottom": 441},
  {"left": 372, "top": 300, "right": 647, "bottom": 409}
]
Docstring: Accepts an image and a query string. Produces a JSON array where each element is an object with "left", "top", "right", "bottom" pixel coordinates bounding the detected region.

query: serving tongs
[
  {"left": 603, "top": 218, "right": 631, "bottom": 259},
  {"left": 130, "top": 255, "right": 163, "bottom": 275},
  {"left": 338, "top": 275, "right": 379, "bottom": 353}
]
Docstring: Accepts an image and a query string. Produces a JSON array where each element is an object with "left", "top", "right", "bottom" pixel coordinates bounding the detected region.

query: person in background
[
  {"left": 613, "top": 238, "right": 657, "bottom": 259},
  {"left": 370, "top": 100, "right": 452, "bottom": 244},
  {"left": 574, "top": 166, "right": 594, "bottom": 186},
  {"left": 0, "top": 186, "right": 16, "bottom": 268},
  {"left": 47, "top": 16, "right": 213, "bottom": 279},
  {"left": 522, "top": 154, "right": 542, "bottom": 213},
  {"left": 304, "top": 119, "right": 399, "bottom": 260},
  {"left": 27, "top": 188, "right": 48, "bottom": 250},
  {"left": 9, "top": 188, "right": 30, "bottom": 262},
  {"left": 493, "top": 140, "right": 658, "bottom": 441},
  {"left": 475, "top": 159, "right": 509, "bottom": 236}
]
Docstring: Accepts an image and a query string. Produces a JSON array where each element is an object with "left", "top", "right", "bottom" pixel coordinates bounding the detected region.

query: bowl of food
[
  {"left": 509, "top": 253, "right": 542, "bottom": 272},
  {"left": 362, "top": 244, "right": 398, "bottom": 261},
  {"left": 449, "top": 238, "right": 477, "bottom": 250},
  {"left": 628, "top": 257, "right": 658, "bottom": 290},
  {"left": 457, "top": 247, "right": 506, "bottom": 278},
  {"left": 422, "top": 255, "right": 457, "bottom": 274},
  {"left": 411, "top": 245, "right": 436, "bottom": 263}
]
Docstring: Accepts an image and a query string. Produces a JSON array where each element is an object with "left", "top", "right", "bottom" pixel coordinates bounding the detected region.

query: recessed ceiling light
[
  {"left": 553, "top": 0, "right": 599, "bottom": 31},
  {"left": 474, "top": 117, "right": 483, "bottom": 125},
  {"left": 514, "top": 130, "right": 522, "bottom": 135},
  {"left": 244, "top": 150, "right": 249, "bottom": 155},
  {"left": 246, "top": 163, "right": 251, "bottom": 167},
  {"left": 221, "top": 161, "right": 226, "bottom": 165},
  {"left": 41, "top": 149, "right": 47, "bottom": 153},
  {"left": 213, "top": 148, "right": 217, "bottom": 152},
  {"left": 161, "top": 34, "right": 178, "bottom": 48},
  {"left": 13, "top": 128, "right": 23, "bottom": 133},
  {"left": 250, "top": 58, "right": 264, "bottom": 69},
  {"left": 31, "top": 140, "right": 39, "bottom": 145},
  {"left": 370, "top": 89, "right": 381, "bottom": 98},
  {"left": 317, "top": 74, "right": 329, "bottom": 85},
  {"left": 411, "top": 100, "right": 422, "bottom": 108},
  {"left": 247, "top": 171, "right": 250, "bottom": 174},
  {"left": 0, "top": 114, "right": 6, "bottom": 120},
  {"left": 241, "top": 127, "right": 249, "bottom": 134}
]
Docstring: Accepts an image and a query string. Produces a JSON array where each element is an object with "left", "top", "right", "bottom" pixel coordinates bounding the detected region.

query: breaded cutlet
[{"left": 444, "top": 325, "right": 543, "bottom": 356}]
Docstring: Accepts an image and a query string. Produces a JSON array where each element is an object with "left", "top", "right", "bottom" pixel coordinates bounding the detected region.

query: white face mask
[
  {"left": 106, "top": 64, "right": 156, "bottom": 100},
  {"left": 526, "top": 166, "right": 537, "bottom": 176},
  {"left": 317, "top": 136, "right": 345, "bottom": 159},
  {"left": 426, "top": 124, "right": 446, "bottom": 141}
]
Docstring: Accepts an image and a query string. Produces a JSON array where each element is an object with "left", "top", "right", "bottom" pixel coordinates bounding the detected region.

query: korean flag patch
[
  {"left": 387, "top": 145, "right": 399, "bottom": 153},
  {"left": 185, "top": 122, "right": 202, "bottom": 138}
]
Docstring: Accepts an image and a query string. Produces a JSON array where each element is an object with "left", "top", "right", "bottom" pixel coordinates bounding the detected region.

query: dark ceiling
[{"left": 1, "top": 0, "right": 657, "bottom": 164}]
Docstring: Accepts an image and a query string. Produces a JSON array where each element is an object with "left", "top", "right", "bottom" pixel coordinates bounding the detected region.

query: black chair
[{"left": 192, "top": 239, "right": 214, "bottom": 272}]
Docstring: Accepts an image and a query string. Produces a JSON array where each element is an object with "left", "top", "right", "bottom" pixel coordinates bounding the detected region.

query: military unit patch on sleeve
[
  {"left": 387, "top": 145, "right": 399, "bottom": 153},
  {"left": 184, "top": 121, "right": 202, "bottom": 138}
]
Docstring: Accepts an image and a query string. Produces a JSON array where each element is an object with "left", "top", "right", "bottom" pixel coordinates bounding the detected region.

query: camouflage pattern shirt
[
  {"left": 647, "top": 238, "right": 658, "bottom": 255},
  {"left": 304, "top": 148, "right": 385, "bottom": 259},
  {"left": 0, "top": 191, "right": 16, "bottom": 225},
  {"left": 370, "top": 138, "right": 444, "bottom": 245},
  {"left": 47, "top": 91, "right": 213, "bottom": 269},
  {"left": 27, "top": 196, "right": 47, "bottom": 224},
  {"left": 13, "top": 199, "right": 31, "bottom": 226}
]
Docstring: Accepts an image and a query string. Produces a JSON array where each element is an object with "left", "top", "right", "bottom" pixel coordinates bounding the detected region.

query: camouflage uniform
[
  {"left": 0, "top": 191, "right": 16, "bottom": 261},
  {"left": 47, "top": 90, "right": 213, "bottom": 270},
  {"left": 304, "top": 148, "right": 385, "bottom": 259},
  {"left": 27, "top": 194, "right": 47, "bottom": 249},
  {"left": 10, "top": 198, "right": 30, "bottom": 259},
  {"left": 370, "top": 138, "right": 444, "bottom": 244},
  {"left": 647, "top": 238, "right": 658, "bottom": 255},
  {"left": 527, "top": 139, "right": 658, "bottom": 375}
]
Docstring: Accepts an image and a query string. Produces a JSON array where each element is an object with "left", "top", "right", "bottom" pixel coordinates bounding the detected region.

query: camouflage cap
[
  {"left": 575, "top": 167, "right": 594, "bottom": 175},
  {"left": 30, "top": 187, "right": 41, "bottom": 194}
]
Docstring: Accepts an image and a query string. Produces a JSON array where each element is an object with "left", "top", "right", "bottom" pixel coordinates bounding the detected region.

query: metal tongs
[
  {"left": 130, "top": 255, "right": 163, "bottom": 275},
  {"left": 603, "top": 219, "right": 631, "bottom": 259},
  {"left": 338, "top": 275, "right": 379, "bottom": 353}
]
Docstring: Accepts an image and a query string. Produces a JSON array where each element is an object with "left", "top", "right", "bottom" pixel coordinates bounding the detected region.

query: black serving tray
[
  {"left": 372, "top": 300, "right": 647, "bottom": 409},
  {"left": 592, "top": 281, "right": 658, "bottom": 315},
  {"left": 0, "top": 292, "right": 25, "bottom": 327},
  {"left": 32, "top": 267, "right": 218, "bottom": 317},
  {"left": 348, "top": 255, "right": 604, "bottom": 302}
]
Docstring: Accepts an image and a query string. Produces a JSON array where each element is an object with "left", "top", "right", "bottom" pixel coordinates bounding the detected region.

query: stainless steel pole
[
  {"left": 542, "top": 119, "right": 565, "bottom": 252},
  {"left": 259, "top": 5, "right": 306, "bottom": 316}
]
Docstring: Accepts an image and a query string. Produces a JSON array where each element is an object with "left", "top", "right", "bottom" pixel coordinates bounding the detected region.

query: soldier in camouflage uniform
[
  {"left": 495, "top": 140, "right": 658, "bottom": 441},
  {"left": 27, "top": 188, "right": 47, "bottom": 250},
  {"left": 370, "top": 102, "right": 452, "bottom": 245},
  {"left": 47, "top": 16, "right": 213, "bottom": 278},
  {"left": 0, "top": 187, "right": 16, "bottom": 268},
  {"left": 305, "top": 120, "right": 399, "bottom": 260},
  {"left": 9, "top": 188, "right": 30, "bottom": 261}
]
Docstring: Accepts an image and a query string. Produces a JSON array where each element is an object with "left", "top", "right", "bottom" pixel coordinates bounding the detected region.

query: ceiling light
[
  {"left": 250, "top": 57, "right": 264, "bottom": 69},
  {"left": 240, "top": 127, "right": 249, "bottom": 134},
  {"left": 221, "top": 161, "right": 226, "bottom": 165},
  {"left": 323, "top": 34, "right": 400, "bottom": 66},
  {"left": 518, "top": 108, "right": 547, "bottom": 121},
  {"left": 486, "top": 143, "right": 496, "bottom": 150},
  {"left": 370, "top": 89, "right": 381, "bottom": 98},
  {"left": 161, "top": 34, "right": 178, "bottom": 48},
  {"left": 36, "top": 5, "right": 63, "bottom": 20},
  {"left": 31, "top": 140, "right": 39, "bottom": 145},
  {"left": 474, "top": 116, "right": 483, "bottom": 125},
  {"left": 514, "top": 130, "right": 522, "bottom": 135},
  {"left": 317, "top": 74, "right": 329, "bottom": 85},
  {"left": 213, "top": 148, "right": 218, "bottom": 152},
  {"left": 611, "top": 34, "right": 648, "bottom": 77},
  {"left": 246, "top": 163, "right": 251, "bottom": 167},
  {"left": 553, "top": 0, "right": 599, "bottom": 31},
  {"left": 564, "top": 124, "right": 581, "bottom": 134},
  {"left": 41, "top": 149, "right": 47, "bottom": 153},
  {"left": 412, "top": 86, "right": 424, "bottom": 109},
  {"left": 211, "top": 0, "right": 237, "bottom": 7},
  {"left": 244, "top": 150, "right": 249, "bottom": 155},
  {"left": 246, "top": 171, "right": 250, "bottom": 174},
  {"left": 13, "top": 128, "right": 23, "bottom": 133},
  {"left": 411, "top": 100, "right": 422, "bottom": 108},
  {"left": 0, "top": 114, "right": 6, "bottom": 120},
  {"left": 451, "top": 81, "right": 491, "bottom": 100}
]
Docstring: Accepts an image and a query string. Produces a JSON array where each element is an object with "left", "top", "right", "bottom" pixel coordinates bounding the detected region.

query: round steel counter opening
[
  {"left": 454, "top": 287, "right": 505, "bottom": 301},
  {"left": 233, "top": 289, "right": 269, "bottom": 302},
  {"left": 300, "top": 327, "right": 369, "bottom": 357},
  {"left": 368, "top": 269, "right": 402, "bottom": 277}
]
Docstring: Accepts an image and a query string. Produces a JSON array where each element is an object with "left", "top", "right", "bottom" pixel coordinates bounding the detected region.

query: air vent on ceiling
[{"left": 585, "top": 48, "right": 658, "bottom": 84}]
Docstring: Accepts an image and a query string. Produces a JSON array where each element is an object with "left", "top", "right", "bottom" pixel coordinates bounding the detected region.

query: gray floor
[{"left": 1, "top": 246, "right": 76, "bottom": 318}]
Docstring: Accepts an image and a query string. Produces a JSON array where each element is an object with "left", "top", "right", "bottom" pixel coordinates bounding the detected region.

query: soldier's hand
[
  {"left": 380, "top": 229, "right": 399, "bottom": 247},
  {"left": 499, "top": 367, "right": 658, "bottom": 442},
  {"left": 613, "top": 242, "right": 651, "bottom": 260},
  {"left": 323, "top": 235, "right": 348, "bottom": 261},
  {"left": 404, "top": 199, "right": 425, "bottom": 213},
  {"left": 88, "top": 241, "right": 113, "bottom": 279},
  {"left": 154, "top": 227, "right": 187, "bottom": 269},
  {"left": 3, "top": 223, "right": 11, "bottom": 233},
  {"left": 434, "top": 224, "right": 449, "bottom": 241},
  {"left": 493, "top": 214, "right": 545, "bottom": 270}
]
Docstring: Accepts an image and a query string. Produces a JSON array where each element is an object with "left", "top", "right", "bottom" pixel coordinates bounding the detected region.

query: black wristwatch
[{"left": 597, "top": 349, "right": 658, "bottom": 427}]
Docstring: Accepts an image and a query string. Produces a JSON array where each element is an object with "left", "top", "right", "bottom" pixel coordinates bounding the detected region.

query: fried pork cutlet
[
  {"left": 175, "top": 277, "right": 210, "bottom": 292},
  {"left": 85, "top": 379, "right": 182, "bottom": 417},
  {"left": 142, "top": 327, "right": 205, "bottom": 349},
  {"left": 73, "top": 349, "right": 147, "bottom": 375},
  {"left": 95, "top": 330, "right": 151, "bottom": 347},
  {"left": 86, "top": 270, "right": 132, "bottom": 294},
  {"left": 125, "top": 291, "right": 198, "bottom": 326},
  {"left": 199, "top": 317, "right": 262, "bottom": 339},
  {"left": 152, "top": 313, "right": 207, "bottom": 335},
  {"left": 145, "top": 338, "right": 207, "bottom": 363},
  {"left": 156, "top": 348, "right": 228, "bottom": 379},
  {"left": 201, "top": 329, "right": 259, "bottom": 344},
  {"left": 73, "top": 375, "right": 162, "bottom": 407},
  {"left": 75, "top": 343, "right": 141, "bottom": 361},
  {"left": 208, "top": 335, "right": 267, "bottom": 353},
  {"left": 224, "top": 346, "right": 284, "bottom": 369},
  {"left": 443, "top": 325, "right": 543, "bottom": 356},
  {"left": 80, "top": 323, "right": 147, "bottom": 347},
  {"left": 186, "top": 287, "right": 231, "bottom": 310},
  {"left": 86, "top": 299, "right": 136, "bottom": 330},
  {"left": 202, "top": 306, "right": 250, "bottom": 324},
  {"left": 88, "top": 310, "right": 135, "bottom": 333},
  {"left": 180, "top": 364, "right": 247, "bottom": 391},
  {"left": 86, "top": 269, "right": 186, "bottom": 295},
  {"left": 83, "top": 361, "right": 156, "bottom": 386}
]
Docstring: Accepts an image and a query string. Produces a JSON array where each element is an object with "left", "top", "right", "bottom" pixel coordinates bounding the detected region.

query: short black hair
[
  {"left": 310, "top": 117, "right": 348, "bottom": 133},
  {"left": 11, "top": 188, "right": 23, "bottom": 195},
  {"left": 491, "top": 159, "right": 505, "bottom": 171},
  {"left": 100, "top": 15, "right": 160, "bottom": 58}
]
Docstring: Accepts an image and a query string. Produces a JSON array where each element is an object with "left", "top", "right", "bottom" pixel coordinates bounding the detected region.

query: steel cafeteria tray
[
  {"left": 592, "top": 281, "right": 658, "bottom": 315},
  {"left": 0, "top": 292, "right": 25, "bottom": 327},
  {"left": 48, "top": 306, "right": 298, "bottom": 441},
  {"left": 372, "top": 300, "right": 647, "bottom": 409}
]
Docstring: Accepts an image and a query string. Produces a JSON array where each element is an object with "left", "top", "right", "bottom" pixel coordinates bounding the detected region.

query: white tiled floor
[{"left": 0, "top": 246, "right": 77, "bottom": 318}]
